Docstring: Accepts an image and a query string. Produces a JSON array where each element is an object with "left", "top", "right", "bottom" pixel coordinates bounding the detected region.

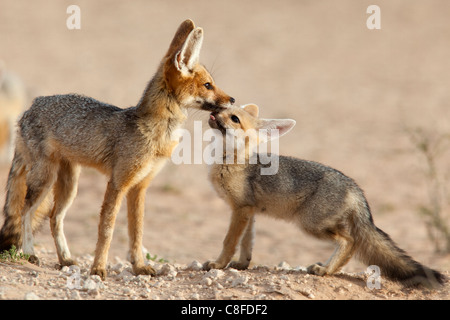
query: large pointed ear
[
  {"left": 258, "top": 118, "right": 296, "bottom": 142},
  {"left": 165, "top": 19, "right": 196, "bottom": 58},
  {"left": 242, "top": 104, "right": 259, "bottom": 117},
  {"left": 174, "top": 27, "right": 203, "bottom": 73}
]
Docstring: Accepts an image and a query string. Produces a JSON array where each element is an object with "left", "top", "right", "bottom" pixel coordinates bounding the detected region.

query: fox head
[
  {"left": 163, "top": 20, "right": 234, "bottom": 112},
  {"left": 208, "top": 104, "right": 296, "bottom": 159}
]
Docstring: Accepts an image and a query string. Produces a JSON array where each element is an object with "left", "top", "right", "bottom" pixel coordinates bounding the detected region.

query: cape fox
[
  {"left": 0, "top": 19, "right": 234, "bottom": 280},
  {"left": 203, "top": 104, "right": 445, "bottom": 288}
]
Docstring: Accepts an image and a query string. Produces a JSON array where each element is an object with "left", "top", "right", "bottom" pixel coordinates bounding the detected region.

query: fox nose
[{"left": 229, "top": 97, "right": 235, "bottom": 104}]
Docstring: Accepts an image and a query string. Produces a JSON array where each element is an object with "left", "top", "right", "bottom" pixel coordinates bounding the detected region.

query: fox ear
[
  {"left": 166, "top": 19, "right": 196, "bottom": 58},
  {"left": 258, "top": 118, "right": 296, "bottom": 142},
  {"left": 242, "top": 104, "right": 259, "bottom": 117},
  {"left": 175, "top": 27, "right": 203, "bottom": 73}
]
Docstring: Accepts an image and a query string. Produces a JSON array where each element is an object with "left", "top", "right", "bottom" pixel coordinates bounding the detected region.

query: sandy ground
[{"left": 0, "top": 0, "right": 449, "bottom": 300}]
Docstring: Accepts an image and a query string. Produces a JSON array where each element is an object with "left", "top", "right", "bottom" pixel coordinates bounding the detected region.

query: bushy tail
[
  {"left": 352, "top": 212, "right": 446, "bottom": 288},
  {"left": 0, "top": 152, "right": 50, "bottom": 252}
]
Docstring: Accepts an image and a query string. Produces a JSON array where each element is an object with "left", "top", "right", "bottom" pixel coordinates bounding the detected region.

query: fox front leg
[
  {"left": 203, "top": 207, "right": 254, "bottom": 271},
  {"left": 90, "top": 181, "right": 124, "bottom": 280},
  {"left": 228, "top": 215, "right": 255, "bottom": 270},
  {"left": 126, "top": 178, "right": 156, "bottom": 277}
]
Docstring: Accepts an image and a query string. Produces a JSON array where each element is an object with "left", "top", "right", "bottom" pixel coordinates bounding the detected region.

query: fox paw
[
  {"left": 90, "top": 266, "right": 107, "bottom": 281},
  {"left": 306, "top": 262, "right": 327, "bottom": 276},
  {"left": 28, "top": 255, "right": 40, "bottom": 266},
  {"left": 228, "top": 261, "right": 250, "bottom": 270},
  {"left": 203, "top": 261, "right": 226, "bottom": 271},
  {"left": 133, "top": 265, "right": 156, "bottom": 277}
]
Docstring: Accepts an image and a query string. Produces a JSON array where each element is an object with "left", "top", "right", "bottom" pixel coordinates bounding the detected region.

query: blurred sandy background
[{"left": 0, "top": 0, "right": 449, "bottom": 273}]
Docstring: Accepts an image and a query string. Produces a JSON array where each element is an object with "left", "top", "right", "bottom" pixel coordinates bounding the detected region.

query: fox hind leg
[
  {"left": 307, "top": 231, "right": 355, "bottom": 276},
  {"left": 50, "top": 160, "right": 80, "bottom": 267},
  {"left": 22, "top": 161, "right": 58, "bottom": 264}
]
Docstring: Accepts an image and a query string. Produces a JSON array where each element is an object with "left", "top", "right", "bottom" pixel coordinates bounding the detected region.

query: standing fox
[
  {"left": 0, "top": 19, "right": 234, "bottom": 280},
  {"left": 203, "top": 104, "right": 445, "bottom": 288}
]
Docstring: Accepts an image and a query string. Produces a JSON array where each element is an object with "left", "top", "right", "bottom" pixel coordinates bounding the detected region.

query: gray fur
[{"left": 204, "top": 105, "right": 445, "bottom": 288}]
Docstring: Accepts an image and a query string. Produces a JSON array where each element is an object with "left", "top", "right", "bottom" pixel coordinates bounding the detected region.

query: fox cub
[
  {"left": 203, "top": 104, "right": 445, "bottom": 288},
  {"left": 0, "top": 19, "right": 234, "bottom": 280}
]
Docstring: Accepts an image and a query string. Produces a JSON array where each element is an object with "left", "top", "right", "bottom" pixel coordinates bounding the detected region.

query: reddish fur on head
[
  {"left": 164, "top": 63, "right": 232, "bottom": 109},
  {"left": 162, "top": 21, "right": 233, "bottom": 111}
]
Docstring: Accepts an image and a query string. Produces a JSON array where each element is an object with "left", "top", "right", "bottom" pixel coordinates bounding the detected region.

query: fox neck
[
  {"left": 221, "top": 142, "right": 255, "bottom": 166},
  {"left": 136, "top": 65, "right": 187, "bottom": 131}
]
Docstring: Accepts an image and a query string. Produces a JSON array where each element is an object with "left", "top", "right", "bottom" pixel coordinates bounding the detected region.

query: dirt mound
[{"left": 0, "top": 249, "right": 448, "bottom": 301}]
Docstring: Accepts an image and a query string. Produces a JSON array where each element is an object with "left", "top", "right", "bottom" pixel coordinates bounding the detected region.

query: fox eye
[
  {"left": 204, "top": 82, "right": 213, "bottom": 90},
  {"left": 231, "top": 115, "right": 240, "bottom": 123}
]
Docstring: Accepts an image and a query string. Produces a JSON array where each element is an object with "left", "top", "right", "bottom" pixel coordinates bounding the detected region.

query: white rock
[
  {"left": 123, "top": 288, "right": 133, "bottom": 295},
  {"left": 112, "top": 262, "right": 126, "bottom": 274},
  {"left": 90, "top": 275, "right": 102, "bottom": 282},
  {"left": 158, "top": 263, "right": 176, "bottom": 276},
  {"left": 89, "top": 275, "right": 105, "bottom": 289},
  {"left": 118, "top": 268, "right": 135, "bottom": 281},
  {"left": 24, "top": 292, "right": 40, "bottom": 300},
  {"left": 136, "top": 275, "right": 151, "bottom": 284},
  {"left": 61, "top": 266, "right": 70, "bottom": 273},
  {"left": 185, "top": 260, "right": 203, "bottom": 271},
  {"left": 70, "top": 290, "right": 81, "bottom": 300},
  {"left": 204, "top": 269, "right": 225, "bottom": 280},
  {"left": 231, "top": 275, "right": 248, "bottom": 287},
  {"left": 151, "top": 280, "right": 163, "bottom": 288},
  {"left": 203, "top": 278, "right": 213, "bottom": 286},
  {"left": 293, "top": 265, "right": 307, "bottom": 272},
  {"left": 172, "top": 263, "right": 184, "bottom": 271},
  {"left": 69, "top": 265, "right": 81, "bottom": 273},
  {"left": 228, "top": 268, "right": 239, "bottom": 275},
  {"left": 190, "top": 293, "right": 200, "bottom": 300},
  {"left": 277, "top": 261, "right": 291, "bottom": 270},
  {"left": 83, "top": 279, "right": 97, "bottom": 291}
]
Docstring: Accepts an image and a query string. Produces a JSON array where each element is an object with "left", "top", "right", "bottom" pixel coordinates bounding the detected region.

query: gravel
[{"left": 0, "top": 248, "right": 448, "bottom": 300}]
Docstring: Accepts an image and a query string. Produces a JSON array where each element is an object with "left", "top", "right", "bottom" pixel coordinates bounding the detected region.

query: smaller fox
[{"left": 203, "top": 104, "right": 445, "bottom": 288}]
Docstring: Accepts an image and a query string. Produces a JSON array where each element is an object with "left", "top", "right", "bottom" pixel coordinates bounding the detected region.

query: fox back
[{"left": 212, "top": 154, "right": 367, "bottom": 227}]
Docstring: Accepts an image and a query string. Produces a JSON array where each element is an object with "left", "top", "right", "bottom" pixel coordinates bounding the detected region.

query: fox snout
[
  {"left": 201, "top": 95, "right": 235, "bottom": 112},
  {"left": 208, "top": 112, "right": 226, "bottom": 133}
]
